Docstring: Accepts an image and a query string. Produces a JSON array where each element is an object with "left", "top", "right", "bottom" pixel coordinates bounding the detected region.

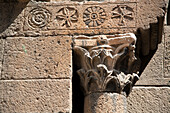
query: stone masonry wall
[
  {"left": 0, "top": 36, "right": 72, "bottom": 112},
  {"left": 127, "top": 0, "right": 170, "bottom": 112},
  {"left": 0, "top": 0, "right": 169, "bottom": 113}
]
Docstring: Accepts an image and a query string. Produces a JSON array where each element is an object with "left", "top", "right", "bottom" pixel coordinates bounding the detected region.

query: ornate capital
[{"left": 74, "top": 33, "right": 139, "bottom": 96}]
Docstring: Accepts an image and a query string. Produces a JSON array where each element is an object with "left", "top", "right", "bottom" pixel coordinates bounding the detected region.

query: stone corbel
[{"left": 73, "top": 33, "right": 140, "bottom": 112}]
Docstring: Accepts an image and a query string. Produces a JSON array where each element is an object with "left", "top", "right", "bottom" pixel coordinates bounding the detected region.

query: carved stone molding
[
  {"left": 73, "top": 33, "right": 139, "bottom": 96},
  {"left": 0, "top": 0, "right": 165, "bottom": 41}
]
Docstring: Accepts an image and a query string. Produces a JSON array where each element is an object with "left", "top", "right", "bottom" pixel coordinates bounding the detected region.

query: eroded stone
[
  {"left": 84, "top": 93, "right": 127, "bottom": 113},
  {"left": 0, "top": 3, "right": 25, "bottom": 37},
  {"left": 0, "top": 39, "right": 4, "bottom": 77},
  {"left": 1, "top": 36, "right": 72, "bottom": 80},
  {"left": 136, "top": 26, "right": 170, "bottom": 86},
  {"left": 0, "top": 0, "right": 165, "bottom": 37},
  {"left": 127, "top": 87, "right": 170, "bottom": 113},
  {"left": 74, "top": 33, "right": 139, "bottom": 96},
  {"left": 164, "top": 26, "right": 170, "bottom": 78},
  {"left": 0, "top": 79, "right": 72, "bottom": 113}
]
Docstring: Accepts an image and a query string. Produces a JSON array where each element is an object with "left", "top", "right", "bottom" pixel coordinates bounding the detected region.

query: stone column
[
  {"left": 73, "top": 33, "right": 139, "bottom": 112},
  {"left": 84, "top": 93, "right": 127, "bottom": 113}
]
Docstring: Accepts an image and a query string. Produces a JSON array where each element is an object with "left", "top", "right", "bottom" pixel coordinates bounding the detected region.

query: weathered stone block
[
  {"left": 0, "top": 0, "right": 165, "bottom": 37},
  {"left": 136, "top": 37, "right": 170, "bottom": 85},
  {"left": 23, "top": 1, "right": 137, "bottom": 35},
  {"left": 127, "top": 87, "right": 170, "bottom": 113},
  {"left": 164, "top": 26, "right": 170, "bottom": 78},
  {"left": 1, "top": 36, "right": 72, "bottom": 79},
  {"left": 0, "top": 3, "right": 25, "bottom": 37},
  {"left": 0, "top": 79, "right": 72, "bottom": 113},
  {"left": 0, "top": 39, "right": 4, "bottom": 76}
]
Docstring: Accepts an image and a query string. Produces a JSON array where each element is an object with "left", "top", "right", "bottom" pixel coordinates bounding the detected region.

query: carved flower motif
[
  {"left": 83, "top": 6, "right": 106, "bottom": 27},
  {"left": 56, "top": 7, "right": 78, "bottom": 27},
  {"left": 111, "top": 5, "right": 134, "bottom": 26}
]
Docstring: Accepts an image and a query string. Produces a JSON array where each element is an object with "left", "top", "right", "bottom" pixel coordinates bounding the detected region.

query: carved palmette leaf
[
  {"left": 74, "top": 33, "right": 139, "bottom": 96},
  {"left": 103, "top": 76, "right": 120, "bottom": 93},
  {"left": 77, "top": 69, "right": 101, "bottom": 94},
  {"left": 86, "top": 70, "right": 101, "bottom": 94},
  {"left": 74, "top": 46, "right": 91, "bottom": 71},
  {"left": 103, "top": 56, "right": 114, "bottom": 70},
  {"left": 91, "top": 55, "right": 101, "bottom": 70}
]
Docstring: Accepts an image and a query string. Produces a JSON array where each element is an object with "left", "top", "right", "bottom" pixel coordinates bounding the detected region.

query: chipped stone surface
[
  {"left": 164, "top": 0, "right": 170, "bottom": 25},
  {"left": 136, "top": 0, "right": 165, "bottom": 29},
  {"left": 1, "top": 36, "right": 72, "bottom": 80},
  {"left": 74, "top": 33, "right": 139, "bottom": 97},
  {"left": 127, "top": 87, "right": 170, "bottom": 113},
  {"left": 136, "top": 26, "right": 170, "bottom": 86},
  {"left": 0, "top": 0, "right": 165, "bottom": 37},
  {"left": 0, "top": 39, "right": 4, "bottom": 77},
  {"left": 0, "top": 3, "right": 25, "bottom": 37},
  {"left": 164, "top": 26, "right": 170, "bottom": 78},
  {"left": 0, "top": 79, "right": 72, "bottom": 113},
  {"left": 23, "top": 1, "right": 137, "bottom": 35},
  {"left": 0, "top": 0, "right": 168, "bottom": 113},
  {"left": 84, "top": 93, "right": 127, "bottom": 113}
]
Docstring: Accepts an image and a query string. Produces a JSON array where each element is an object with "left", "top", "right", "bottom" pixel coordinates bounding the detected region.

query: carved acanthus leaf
[{"left": 74, "top": 33, "right": 140, "bottom": 96}]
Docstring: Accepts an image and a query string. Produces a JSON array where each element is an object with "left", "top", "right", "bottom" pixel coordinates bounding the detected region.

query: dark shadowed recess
[
  {"left": 0, "top": 1, "right": 28, "bottom": 35},
  {"left": 167, "top": 0, "right": 170, "bottom": 25},
  {"left": 135, "top": 29, "right": 157, "bottom": 77},
  {"left": 72, "top": 51, "right": 84, "bottom": 113}
]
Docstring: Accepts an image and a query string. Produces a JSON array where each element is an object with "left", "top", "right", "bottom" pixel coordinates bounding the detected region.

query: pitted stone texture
[
  {"left": 136, "top": 37, "right": 170, "bottom": 85},
  {"left": 0, "top": 3, "right": 25, "bottom": 37},
  {"left": 164, "top": 26, "right": 170, "bottom": 78},
  {"left": 164, "top": 0, "right": 170, "bottom": 25},
  {"left": 136, "top": 0, "right": 165, "bottom": 29},
  {"left": 127, "top": 87, "right": 170, "bottom": 113},
  {"left": 84, "top": 93, "right": 127, "bottom": 113},
  {"left": 74, "top": 34, "right": 138, "bottom": 96},
  {"left": 0, "top": 0, "right": 165, "bottom": 37},
  {"left": 0, "top": 39, "right": 4, "bottom": 76},
  {"left": 1, "top": 36, "right": 72, "bottom": 80},
  {"left": 0, "top": 79, "right": 72, "bottom": 113},
  {"left": 23, "top": 1, "right": 137, "bottom": 35}
]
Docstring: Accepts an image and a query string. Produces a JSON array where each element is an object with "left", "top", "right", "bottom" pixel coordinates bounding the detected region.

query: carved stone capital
[{"left": 74, "top": 33, "right": 139, "bottom": 96}]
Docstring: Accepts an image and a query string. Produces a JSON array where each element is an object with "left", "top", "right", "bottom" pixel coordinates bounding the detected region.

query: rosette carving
[
  {"left": 111, "top": 5, "right": 134, "bottom": 26},
  {"left": 27, "top": 7, "right": 51, "bottom": 29},
  {"left": 74, "top": 33, "right": 139, "bottom": 96},
  {"left": 83, "top": 6, "right": 106, "bottom": 27},
  {"left": 56, "top": 7, "right": 78, "bottom": 27}
]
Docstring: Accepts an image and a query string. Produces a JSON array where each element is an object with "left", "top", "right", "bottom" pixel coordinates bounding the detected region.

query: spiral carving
[{"left": 27, "top": 7, "right": 51, "bottom": 29}]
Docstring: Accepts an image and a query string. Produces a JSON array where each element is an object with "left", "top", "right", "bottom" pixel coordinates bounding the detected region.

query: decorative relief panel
[
  {"left": 24, "top": 7, "right": 52, "bottom": 30},
  {"left": 111, "top": 5, "right": 135, "bottom": 26},
  {"left": 56, "top": 7, "right": 78, "bottom": 27},
  {"left": 83, "top": 6, "right": 106, "bottom": 27},
  {"left": 73, "top": 33, "right": 140, "bottom": 96},
  {"left": 23, "top": 1, "right": 137, "bottom": 34}
]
